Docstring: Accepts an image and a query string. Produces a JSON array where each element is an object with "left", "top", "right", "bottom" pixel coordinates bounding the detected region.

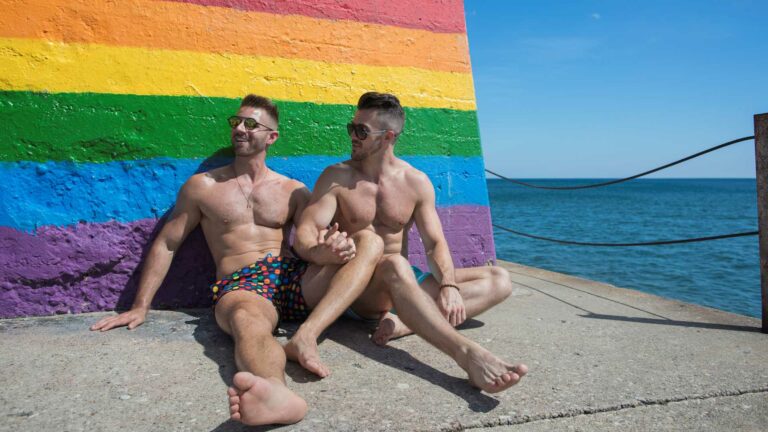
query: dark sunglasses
[
  {"left": 346, "top": 122, "right": 388, "bottom": 140},
  {"left": 228, "top": 116, "right": 274, "bottom": 131}
]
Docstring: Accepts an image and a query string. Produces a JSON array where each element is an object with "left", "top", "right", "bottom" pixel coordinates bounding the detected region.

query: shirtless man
[
  {"left": 293, "top": 92, "right": 528, "bottom": 393},
  {"left": 90, "top": 94, "right": 383, "bottom": 426}
]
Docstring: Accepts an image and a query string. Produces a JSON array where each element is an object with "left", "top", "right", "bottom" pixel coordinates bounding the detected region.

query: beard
[
  {"left": 232, "top": 135, "right": 266, "bottom": 156},
  {"left": 350, "top": 149, "right": 366, "bottom": 161},
  {"left": 350, "top": 139, "right": 382, "bottom": 161}
]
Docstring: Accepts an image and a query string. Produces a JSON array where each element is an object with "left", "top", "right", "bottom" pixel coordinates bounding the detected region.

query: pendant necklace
[{"left": 232, "top": 166, "right": 263, "bottom": 208}]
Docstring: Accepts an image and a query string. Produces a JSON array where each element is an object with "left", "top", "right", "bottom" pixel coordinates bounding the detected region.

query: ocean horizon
[{"left": 487, "top": 178, "right": 761, "bottom": 318}]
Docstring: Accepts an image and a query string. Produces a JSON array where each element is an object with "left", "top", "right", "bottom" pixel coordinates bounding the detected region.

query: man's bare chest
[
  {"left": 201, "top": 182, "right": 291, "bottom": 229},
  {"left": 337, "top": 181, "right": 415, "bottom": 231}
]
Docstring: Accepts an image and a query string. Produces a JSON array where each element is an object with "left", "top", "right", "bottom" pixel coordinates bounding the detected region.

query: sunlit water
[{"left": 488, "top": 178, "right": 761, "bottom": 318}]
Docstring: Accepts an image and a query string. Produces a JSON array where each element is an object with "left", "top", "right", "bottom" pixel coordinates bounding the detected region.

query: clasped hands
[{"left": 313, "top": 222, "right": 356, "bottom": 264}]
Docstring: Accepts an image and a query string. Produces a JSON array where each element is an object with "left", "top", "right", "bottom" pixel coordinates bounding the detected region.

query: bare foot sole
[
  {"left": 371, "top": 312, "right": 413, "bottom": 346},
  {"left": 463, "top": 346, "right": 528, "bottom": 394},
  {"left": 228, "top": 372, "right": 307, "bottom": 426},
  {"left": 284, "top": 333, "right": 330, "bottom": 378}
]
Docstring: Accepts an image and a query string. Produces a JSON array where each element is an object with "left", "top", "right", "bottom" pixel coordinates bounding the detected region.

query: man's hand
[
  {"left": 312, "top": 223, "right": 357, "bottom": 264},
  {"left": 438, "top": 286, "right": 466, "bottom": 327},
  {"left": 90, "top": 307, "right": 148, "bottom": 332}
]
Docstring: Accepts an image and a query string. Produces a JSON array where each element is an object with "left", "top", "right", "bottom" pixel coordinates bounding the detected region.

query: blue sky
[{"left": 464, "top": 0, "right": 767, "bottom": 178}]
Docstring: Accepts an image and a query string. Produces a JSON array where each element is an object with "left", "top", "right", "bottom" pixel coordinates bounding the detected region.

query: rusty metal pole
[{"left": 755, "top": 114, "right": 768, "bottom": 333}]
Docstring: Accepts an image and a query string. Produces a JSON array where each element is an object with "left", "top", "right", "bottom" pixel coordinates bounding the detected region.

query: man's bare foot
[
  {"left": 460, "top": 345, "right": 528, "bottom": 393},
  {"left": 284, "top": 332, "right": 330, "bottom": 378},
  {"left": 227, "top": 372, "right": 307, "bottom": 426},
  {"left": 372, "top": 312, "right": 413, "bottom": 346}
]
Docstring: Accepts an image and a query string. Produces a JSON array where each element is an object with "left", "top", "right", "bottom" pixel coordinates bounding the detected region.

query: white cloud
[{"left": 591, "top": 13, "right": 602, "bottom": 20}]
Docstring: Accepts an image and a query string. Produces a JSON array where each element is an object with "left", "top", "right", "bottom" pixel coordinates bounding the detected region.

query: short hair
[
  {"left": 240, "top": 94, "right": 279, "bottom": 126},
  {"left": 357, "top": 92, "right": 405, "bottom": 135}
]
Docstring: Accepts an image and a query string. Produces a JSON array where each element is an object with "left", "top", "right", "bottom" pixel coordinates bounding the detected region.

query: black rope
[
  {"left": 486, "top": 136, "right": 754, "bottom": 190},
  {"left": 492, "top": 223, "right": 758, "bottom": 247}
]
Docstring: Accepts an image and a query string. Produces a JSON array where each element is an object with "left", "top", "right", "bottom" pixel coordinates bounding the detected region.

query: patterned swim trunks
[{"left": 210, "top": 254, "right": 310, "bottom": 321}]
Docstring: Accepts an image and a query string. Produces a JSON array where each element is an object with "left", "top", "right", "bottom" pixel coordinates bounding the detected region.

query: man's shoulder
[
  {"left": 197, "top": 164, "right": 232, "bottom": 179},
  {"left": 398, "top": 161, "right": 430, "bottom": 184},
  {"left": 184, "top": 167, "right": 225, "bottom": 188},
  {"left": 320, "top": 161, "right": 355, "bottom": 181},
  {"left": 328, "top": 161, "right": 355, "bottom": 173},
  {"left": 269, "top": 170, "right": 309, "bottom": 193}
]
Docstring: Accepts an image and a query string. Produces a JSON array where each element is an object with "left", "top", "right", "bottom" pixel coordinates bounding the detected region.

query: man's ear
[{"left": 385, "top": 130, "right": 397, "bottom": 144}]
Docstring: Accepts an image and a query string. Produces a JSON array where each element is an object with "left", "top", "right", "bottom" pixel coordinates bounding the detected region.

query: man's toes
[
  {"left": 306, "top": 359, "right": 330, "bottom": 377},
  {"left": 230, "top": 403, "right": 239, "bottom": 415},
  {"left": 513, "top": 364, "right": 529, "bottom": 377},
  {"left": 318, "top": 363, "right": 331, "bottom": 377},
  {"left": 232, "top": 372, "right": 258, "bottom": 391},
  {"left": 227, "top": 387, "right": 238, "bottom": 397},
  {"left": 231, "top": 411, "right": 241, "bottom": 421},
  {"left": 229, "top": 395, "right": 239, "bottom": 405}
]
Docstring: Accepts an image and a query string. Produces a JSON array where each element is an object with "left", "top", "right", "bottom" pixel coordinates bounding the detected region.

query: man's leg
[
  {"left": 373, "top": 265, "right": 513, "bottom": 345},
  {"left": 215, "top": 291, "right": 307, "bottom": 426},
  {"left": 351, "top": 255, "right": 527, "bottom": 394},
  {"left": 284, "top": 230, "right": 383, "bottom": 376}
]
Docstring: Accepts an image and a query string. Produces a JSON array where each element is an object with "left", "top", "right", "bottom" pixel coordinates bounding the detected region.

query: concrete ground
[{"left": 1, "top": 261, "right": 767, "bottom": 432}]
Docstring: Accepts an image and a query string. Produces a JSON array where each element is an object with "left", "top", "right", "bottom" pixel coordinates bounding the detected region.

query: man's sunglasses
[
  {"left": 228, "top": 116, "right": 274, "bottom": 131},
  {"left": 346, "top": 122, "right": 388, "bottom": 140}
]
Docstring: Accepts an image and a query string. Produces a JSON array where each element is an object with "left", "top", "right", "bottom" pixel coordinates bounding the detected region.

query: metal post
[{"left": 755, "top": 114, "right": 768, "bottom": 333}]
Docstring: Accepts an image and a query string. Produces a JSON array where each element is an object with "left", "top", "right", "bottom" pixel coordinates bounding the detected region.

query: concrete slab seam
[{"left": 437, "top": 386, "right": 768, "bottom": 431}]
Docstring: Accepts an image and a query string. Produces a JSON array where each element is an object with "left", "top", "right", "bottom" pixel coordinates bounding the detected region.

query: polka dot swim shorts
[{"left": 210, "top": 254, "right": 310, "bottom": 321}]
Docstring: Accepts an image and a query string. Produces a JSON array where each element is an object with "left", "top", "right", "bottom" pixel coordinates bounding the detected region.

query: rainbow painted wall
[{"left": 0, "top": 0, "right": 495, "bottom": 318}]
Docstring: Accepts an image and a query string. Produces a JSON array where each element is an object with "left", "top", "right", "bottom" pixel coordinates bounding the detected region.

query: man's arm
[
  {"left": 412, "top": 172, "right": 466, "bottom": 326},
  {"left": 283, "top": 182, "right": 311, "bottom": 256},
  {"left": 90, "top": 178, "right": 203, "bottom": 331},
  {"left": 294, "top": 167, "right": 355, "bottom": 264}
]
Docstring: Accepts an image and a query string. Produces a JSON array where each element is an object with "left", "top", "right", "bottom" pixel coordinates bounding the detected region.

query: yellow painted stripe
[
  {"left": 0, "top": 0, "right": 470, "bottom": 73},
  {"left": 0, "top": 38, "right": 476, "bottom": 110}
]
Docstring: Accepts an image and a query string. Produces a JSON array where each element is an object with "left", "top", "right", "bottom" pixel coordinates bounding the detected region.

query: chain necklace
[{"left": 232, "top": 166, "right": 264, "bottom": 209}]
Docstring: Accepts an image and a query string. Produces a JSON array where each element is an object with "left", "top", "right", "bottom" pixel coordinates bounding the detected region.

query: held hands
[
  {"left": 438, "top": 285, "right": 466, "bottom": 327},
  {"left": 89, "top": 307, "right": 148, "bottom": 332},
  {"left": 314, "top": 223, "right": 356, "bottom": 264}
]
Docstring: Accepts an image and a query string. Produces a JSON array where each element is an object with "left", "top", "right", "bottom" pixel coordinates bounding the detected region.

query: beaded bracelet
[{"left": 439, "top": 283, "right": 461, "bottom": 291}]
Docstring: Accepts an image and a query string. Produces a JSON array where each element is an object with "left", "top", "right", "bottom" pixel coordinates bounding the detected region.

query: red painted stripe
[{"left": 169, "top": 0, "right": 466, "bottom": 33}]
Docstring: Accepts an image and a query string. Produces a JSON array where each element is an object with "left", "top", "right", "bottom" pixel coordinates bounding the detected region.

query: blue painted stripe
[{"left": 0, "top": 156, "right": 489, "bottom": 231}]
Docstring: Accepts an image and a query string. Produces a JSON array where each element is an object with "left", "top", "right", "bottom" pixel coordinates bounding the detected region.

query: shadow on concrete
[
  {"left": 321, "top": 319, "right": 500, "bottom": 413},
  {"left": 185, "top": 312, "right": 239, "bottom": 386},
  {"left": 508, "top": 269, "right": 670, "bottom": 320},
  {"left": 516, "top": 280, "right": 761, "bottom": 333},
  {"left": 581, "top": 313, "right": 762, "bottom": 332},
  {"left": 184, "top": 313, "right": 318, "bottom": 432},
  {"left": 180, "top": 301, "right": 499, "bottom": 429}
]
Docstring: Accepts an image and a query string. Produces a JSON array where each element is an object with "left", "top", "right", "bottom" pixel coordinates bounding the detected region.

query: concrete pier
[{"left": 2, "top": 261, "right": 766, "bottom": 431}]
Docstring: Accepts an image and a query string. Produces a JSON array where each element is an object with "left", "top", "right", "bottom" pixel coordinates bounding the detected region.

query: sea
[{"left": 487, "top": 178, "right": 761, "bottom": 318}]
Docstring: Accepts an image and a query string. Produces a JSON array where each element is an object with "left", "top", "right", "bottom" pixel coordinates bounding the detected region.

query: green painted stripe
[{"left": 0, "top": 91, "right": 481, "bottom": 161}]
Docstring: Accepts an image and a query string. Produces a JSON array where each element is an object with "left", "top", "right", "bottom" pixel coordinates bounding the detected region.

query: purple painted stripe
[{"left": 0, "top": 206, "right": 494, "bottom": 318}]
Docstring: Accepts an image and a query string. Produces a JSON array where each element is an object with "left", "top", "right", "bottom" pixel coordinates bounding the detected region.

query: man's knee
[
  {"left": 377, "top": 254, "right": 415, "bottom": 288},
  {"left": 351, "top": 230, "right": 384, "bottom": 258},
  {"left": 227, "top": 306, "right": 274, "bottom": 337},
  {"left": 490, "top": 266, "right": 513, "bottom": 301}
]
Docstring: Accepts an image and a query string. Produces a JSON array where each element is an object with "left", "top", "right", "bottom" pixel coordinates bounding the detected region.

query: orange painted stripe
[
  {"left": 172, "top": 0, "right": 467, "bottom": 33},
  {"left": 0, "top": 0, "right": 471, "bottom": 74}
]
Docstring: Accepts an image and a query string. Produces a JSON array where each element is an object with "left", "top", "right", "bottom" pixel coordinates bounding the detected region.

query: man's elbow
[{"left": 293, "top": 225, "right": 316, "bottom": 256}]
